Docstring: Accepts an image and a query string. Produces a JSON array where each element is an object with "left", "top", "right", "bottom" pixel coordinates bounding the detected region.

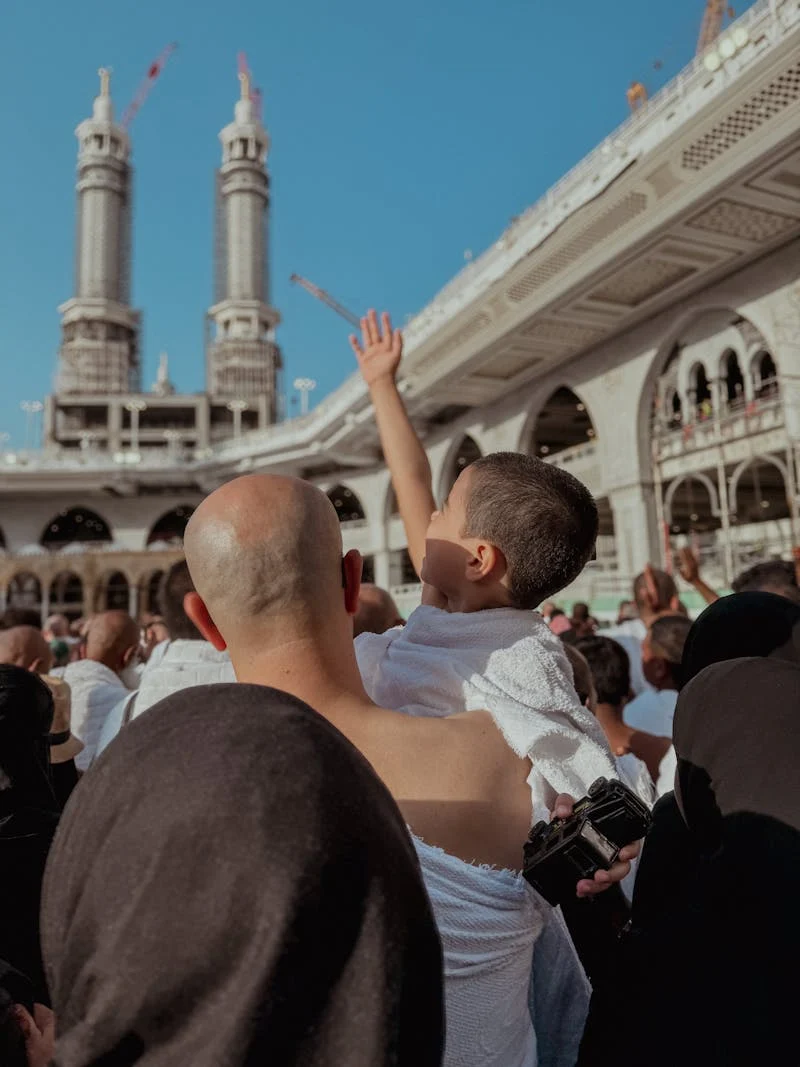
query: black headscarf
[
  {"left": 0, "top": 667, "right": 59, "bottom": 1003},
  {"left": 679, "top": 590, "right": 800, "bottom": 688},
  {"left": 42, "top": 684, "right": 444, "bottom": 1067}
]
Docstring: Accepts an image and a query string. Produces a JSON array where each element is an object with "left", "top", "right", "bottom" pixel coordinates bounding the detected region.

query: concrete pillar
[
  {"left": 374, "top": 548, "right": 391, "bottom": 591},
  {"left": 108, "top": 401, "right": 122, "bottom": 452},
  {"left": 40, "top": 583, "right": 50, "bottom": 629},
  {"left": 608, "top": 482, "right": 660, "bottom": 579},
  {"left": 128, "top": 582, "right": 139, "bottom": 621}
]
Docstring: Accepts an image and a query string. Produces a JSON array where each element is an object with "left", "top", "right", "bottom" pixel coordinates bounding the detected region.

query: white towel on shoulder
[{"left": 356, "top": 605, "right": 617, "bottom": 817}]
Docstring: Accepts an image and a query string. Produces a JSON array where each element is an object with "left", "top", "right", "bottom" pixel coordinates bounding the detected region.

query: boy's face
[{"left": 421, "top": 468, "right": 475, "bottom": 594}]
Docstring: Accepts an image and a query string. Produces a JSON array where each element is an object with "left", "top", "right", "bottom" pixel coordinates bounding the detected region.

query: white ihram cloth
[
  {"left": 356, "top": 606, "right": 617, "bottom": 1066},
  {"left": 414, "top": 836, "right": 590, "bottom": 1067},
  {"left": 54, "top": 660, "right": 131, "bottom": 771},
  {"left": 355, "top": 605, "right": 618, "bottom": 821}
]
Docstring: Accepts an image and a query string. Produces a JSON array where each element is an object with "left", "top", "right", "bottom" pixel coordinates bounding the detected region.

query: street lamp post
[
  {"left": 226, "top": 399, "right": 248, "bottom": 438},
  {"left": 293, "top": 378, "right": 317, "bottom": 416},
  {"left": 20, "top": 401, "right": 44, "bottom": 450},
  {"left": 125, "top": 399, "right": 147, "bottom": 454}
]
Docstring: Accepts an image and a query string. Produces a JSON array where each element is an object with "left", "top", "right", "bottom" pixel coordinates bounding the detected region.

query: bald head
[
  {"left": 85, "top": 611, "right": 140, "bottom": 672},
  {"left": 185, "top": 475, "right": 346, "bottom": 642},
  {"left": 0, "top": 626, "right": 53, "bottom": 673},
  {"left": 354, "top": 585, "right": 404, "bottom": 638}
]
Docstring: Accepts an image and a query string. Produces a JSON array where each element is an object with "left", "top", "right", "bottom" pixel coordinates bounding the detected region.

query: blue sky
[{"left": 0, "top": 0, "right": 752, "bottom": 447}]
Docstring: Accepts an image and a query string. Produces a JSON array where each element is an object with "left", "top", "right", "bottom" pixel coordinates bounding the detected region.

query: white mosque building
[{"left": 1, "top": 0, "right": 799, "bottom": 623}]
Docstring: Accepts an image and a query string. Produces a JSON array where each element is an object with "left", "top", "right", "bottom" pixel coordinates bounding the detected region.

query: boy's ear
[{"left": 464, "top": 542, "right": 507, "bottom": 584}]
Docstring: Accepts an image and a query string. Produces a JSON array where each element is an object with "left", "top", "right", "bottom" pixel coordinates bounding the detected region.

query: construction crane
[
  {"left": 120, "top": 43, "right": 177, "bottom": 130},
  {"left": 627, "top": 3, "right": 736, "bottom": 111},
  {"left": 290, "top": 274, "right": 362, "bottom": 329}
]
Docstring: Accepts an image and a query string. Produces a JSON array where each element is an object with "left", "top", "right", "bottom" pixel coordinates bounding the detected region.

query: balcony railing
[{"left": 654, "top": 396, "right": 784, "bottom": 461}]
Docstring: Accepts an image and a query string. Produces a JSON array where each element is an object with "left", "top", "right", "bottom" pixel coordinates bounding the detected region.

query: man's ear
[
  {"left": 184, "top": 592, "right": 227, "bottom": 651},
  {"left": 464, "top": 542, "right": 507, "bottom": 584},
  {"left": 343, "top": 550, "right": 363, "bottom": 616}
]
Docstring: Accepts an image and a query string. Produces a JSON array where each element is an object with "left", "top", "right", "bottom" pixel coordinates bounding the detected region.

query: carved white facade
[{"left": 3, "top": 0, "right": 800, "bottom": 622}]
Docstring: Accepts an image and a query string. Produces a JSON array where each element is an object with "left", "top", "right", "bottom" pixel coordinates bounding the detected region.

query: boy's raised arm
[{"left": 350, "top": 309, "right": 435, "bottom": 578}]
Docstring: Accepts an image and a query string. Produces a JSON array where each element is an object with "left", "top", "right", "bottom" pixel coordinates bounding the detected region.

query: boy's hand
[{"left": 350, "top": 309, "right": 403, "bottom": 388}]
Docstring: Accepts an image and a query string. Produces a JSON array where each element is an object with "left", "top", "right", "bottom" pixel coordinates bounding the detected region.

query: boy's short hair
[
  {"left": 462, "top": 453, "right": 598, "bottom": 609},
  {"left": 649, "top": 614, "right": 693, "bottom": 685},
  {"left": 575, "top": 636, "right": 631, "bottom": 707}
]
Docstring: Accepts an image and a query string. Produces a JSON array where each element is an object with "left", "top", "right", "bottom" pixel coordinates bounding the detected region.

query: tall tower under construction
[
  {"left": 57, "top": 69, "right": 140, "bottom": 395},
  {"left": 206, "top": 67, "right": 281, "bottom": 424}
]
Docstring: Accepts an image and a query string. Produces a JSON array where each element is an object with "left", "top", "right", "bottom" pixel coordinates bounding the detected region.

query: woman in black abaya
[
  {"left": 42, "top": 684, "right": 444, "bottom": 1067},
  {"left": 0, "top": 666, "right": 60, "bottom": 1004},
  {"left": 580, "top": 593, "right": 800, "bottom": 1065}
]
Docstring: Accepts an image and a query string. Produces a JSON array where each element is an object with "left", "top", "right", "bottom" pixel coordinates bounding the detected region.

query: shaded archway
[
  {"left": 146, "top": 505, "right": 194, "bottom": 547},
  {"left": 532, "top": 388, "right": 595, "bottom": 458},
  {"left": 730, "top": 457, "right": 790, "bottom": 524},
  {"left": 6, "top": 572, "right": 42, "bottom": 611},
  {"left": 98, "top": 571, "right": 130, "bottom": 612},
  {"left": 49, "top": 572, "right": 84, "bottom": 621},
  {"left": 442, "top": 435, "right": 482, "bottom": 497},
  {"left": 390, "top": 548, "right": 419, "bottom": 587},
  {"left": 140, "top": 570, "right": 164, "bottom": 616},
  {"left": 385, "top": 484, "right": 401, "bottom": 519},
  {"left": 690, "top": 364, "right": 712, "bottom": 419},
  {"left": 664, "top": 474, "right": 720, "bottom": 536},
  {"left": 721, "top": 350, "right": 745, "bottom": 409},
  {"left": 361, "top": 556, "right": 375, "bottom": 585},
  {"left": 41, "top": 507, "right": 112, "bottom": 549},
  {"left": 753, "top": 350, "right": 778, "bottom": 399},
  {"left": 327, "top": 485, "right": 366, "bottom": 524}
]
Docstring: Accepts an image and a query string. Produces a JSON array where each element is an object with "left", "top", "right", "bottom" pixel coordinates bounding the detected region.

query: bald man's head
[
  {"left": 85, "top": 611, "right": 140, "bottom": 672},
  {"left": 0, "top": 626, "right": 53, "bottom": 673},
  {"left": 184, "top": 475, "right": 349, "bottom": 644},
  {"left": 354, "top": 585, "right": 404, "bottom": 638}
]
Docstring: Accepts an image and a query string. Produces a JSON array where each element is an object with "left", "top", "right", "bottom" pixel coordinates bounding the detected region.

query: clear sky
[{"left": 0, "top": 0, "right": 753, "bottom": 447}]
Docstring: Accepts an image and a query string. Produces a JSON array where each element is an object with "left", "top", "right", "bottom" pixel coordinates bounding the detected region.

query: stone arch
[
  {"left": 146, "top": 505, "right": 195, "bottom": 548},
  {"left": 41, "top": 507, "right": 113, "bottom": 550},
  {"left": 327, "top": 485, "right": 367, "bottom": 524},
  {"left": 529, "top": 386, "right": 595, "bottom": 459},
  {"left": 440, "top": 434, "right": 482, "bottom": 500},
  {"left": 663, "top": 472, "right": 721, "bottom": 533},
  {"left": 49, "top": 571, "right": 84, "bottom": 620},
  {"left": 139, "top": 570, "right": 165, "bottom": 616},
  {"left": 720, "top": 348, "right": 745, "bottom": 409},
  {"left": 6, "top": 571, "right": 42, "bottom": 611},
  {"left": 752, "top": 350, "right": 779, "bottom": 399},
  {"left": 95, "top": 570, "right": 131, "bottom": 612},
  {"left": 729, "top": 455, "right": 790, "bottom": 523},
  {"left": 689, "top": 362, "right": 712, "bottom": 418}
]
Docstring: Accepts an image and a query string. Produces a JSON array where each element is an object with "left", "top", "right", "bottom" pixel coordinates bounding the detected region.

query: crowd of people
[{"left": 0, "top": 310, "right": 798, "bottom": 1065}]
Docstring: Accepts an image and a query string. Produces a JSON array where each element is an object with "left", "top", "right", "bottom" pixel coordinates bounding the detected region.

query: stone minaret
[
  {"left": 207, "top": 68, "right": 281, "bottom": 419},
  {"left": 57, "top": 69, "right": 140, "bottom": 394}
]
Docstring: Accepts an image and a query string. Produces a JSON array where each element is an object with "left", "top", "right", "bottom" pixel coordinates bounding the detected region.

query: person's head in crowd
[
  {"left": 0, "top": 627, "right": 53, "bottom": 674},
  {"left": 183, "top": 475, "right": 361, "bottom": 665},
  {"left": 43, "top": 615, "right": 70, "bottom": 642},
  {"left": 353, "top": 584, "right": 404, "bottom": 638},
  {"left": 421, "top": 452, "right": 598, "bottom": 612},
  {"left": 731, "top": 560, "right": 800, "bottom": 603},
  {"left": 41, "top": 685, "right": 444, "bottom": 1066},
  {"left": 158, "top": 559, "right": 202, "bottom": 641},
  {"left": 563, "top": 643, "right": 596, "bottom": 709},
  {"left": 49, "top": 640, "right": 70, "bottom": 670},
  {"left": 540, "top": 601, "right": 557, "bottom": 622},
  {"left": 642, "top": 615, "right": 692, "bottom": 692},
  {"left": 0, "top": 609, "right": 41, "bottom": 632},
  {"left": 575, "top": 636, "right": 631, "bottom": 714},
  {"left": 570, "top": 602, "right": 596, "bottom": 638},
  {"left": 82, "top": 611, "right": 140, "bottom": 675},
  {"left": 681, "top": 591, "right": 800, "bottom": 689},
  {"left": 548, "top": 609, "right": 574, "bottom": 638},
  {"left": 633, "top": 567, "right": 679, "bottom": 624},
  {"left": 617, "top": 600, "right": 637, "bottom": 624}
]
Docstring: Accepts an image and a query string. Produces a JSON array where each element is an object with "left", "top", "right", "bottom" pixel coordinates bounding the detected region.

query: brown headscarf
[{"left": 42, "top": 684, "right": 444, "bottom": 1066}]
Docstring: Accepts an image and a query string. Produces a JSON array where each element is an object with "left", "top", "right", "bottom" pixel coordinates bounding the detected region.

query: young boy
[{"left": 350, "top": 310, "right": 622, "bottom": 815}]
